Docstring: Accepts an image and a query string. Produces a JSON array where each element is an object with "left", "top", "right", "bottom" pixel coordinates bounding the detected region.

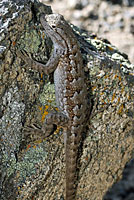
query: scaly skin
[{"left": 17, "top": 13, "right": 89, "bottom": 200}]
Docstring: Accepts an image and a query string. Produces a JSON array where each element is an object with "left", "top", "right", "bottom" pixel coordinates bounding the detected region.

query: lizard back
[{"left": 43, "top": 14, "right": 88, "bottom": 199}]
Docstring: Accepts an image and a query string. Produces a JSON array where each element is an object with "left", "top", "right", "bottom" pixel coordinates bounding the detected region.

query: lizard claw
[
  {"left": 16, "top": 49, "right": 26, "bottom": 59},
  {"left": 16, "top": 49, "right": 33, "bottom": 66},
  {"left": 23, "top": 123, "right": 55, "bottom": 139},
  {"left": 23, "top": 124, "right": 42, "bottom": 135},
  {"left": 22, "top": 124, "right": 47, "bottom": 141}
]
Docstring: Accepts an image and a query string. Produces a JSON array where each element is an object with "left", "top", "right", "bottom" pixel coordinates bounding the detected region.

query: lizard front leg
[{"left": 17, "top": 49, "right": 61, "bottom": 75}]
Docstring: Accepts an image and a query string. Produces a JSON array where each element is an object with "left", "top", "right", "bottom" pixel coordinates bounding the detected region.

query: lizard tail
[{"left": 65, "top": 135, "right": 78, "bottom": 200}]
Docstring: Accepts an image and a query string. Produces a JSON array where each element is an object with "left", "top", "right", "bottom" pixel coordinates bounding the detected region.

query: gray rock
[{"left": 103, "top": 159, "right": 134, "bottom": 200}]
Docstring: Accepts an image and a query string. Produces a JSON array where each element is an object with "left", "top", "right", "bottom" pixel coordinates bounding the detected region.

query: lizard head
[
  {"left": 40, "top": 13, "right": 76, "bottom": 52},
  {"left": 45, "top": 14, "right": 65, "bottom": 28},
  {"left": 40, "top": 13, "right": 69, "bottom": 32}
]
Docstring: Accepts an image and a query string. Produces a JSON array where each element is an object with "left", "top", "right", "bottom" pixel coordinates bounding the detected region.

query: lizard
[{"left": 17, "top": 13, "right": 89, "bottom": 200}]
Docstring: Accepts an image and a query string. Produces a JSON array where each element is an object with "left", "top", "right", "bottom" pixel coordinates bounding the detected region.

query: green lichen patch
[
  {"left": 16, "top": 143, "right": 48, "bottom": 182},
  {"left": 39, "top": 82, "right": 56, "bottom": 107},
  {"left": 6, "top": 142, "right": 48, "bottom": 184},
  {"left": 18, "top": 28, "right": 42, "bottom": 54}
]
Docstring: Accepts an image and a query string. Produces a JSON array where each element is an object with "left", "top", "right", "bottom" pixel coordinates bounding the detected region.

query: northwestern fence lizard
[{"left": 17, "top": 13, "right": 89, "bottom": 200}]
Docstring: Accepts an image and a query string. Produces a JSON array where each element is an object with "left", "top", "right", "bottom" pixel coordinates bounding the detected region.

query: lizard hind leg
[{"left": 42, "top": 112, "right": 68, "bottom": 137}]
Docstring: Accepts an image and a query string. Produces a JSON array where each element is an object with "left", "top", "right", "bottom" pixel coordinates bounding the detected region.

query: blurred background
[{"left": 39, "top": 0, "right": 134, "bottom": 63}]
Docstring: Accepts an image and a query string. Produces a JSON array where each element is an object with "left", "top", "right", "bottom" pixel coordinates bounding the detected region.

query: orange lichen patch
[
  {"left": 92, "top": 86, "right": 97, "bottom": 91},
  {"left": 108, "top": 46, "right": 114, "bottom": 51},
  {"left": 45, "top": 105, "right": 49, "bottom": 110},
  {"left": 100, "top": 92, "right": 104, "bottom": 95},
  {"left": 121, "top": 86, "right": 124, "bottom": 94},
  {"left": 41, "top": 110, "right": 49, "bottom": 121},
  {"left": 54, "top": 126, "right": 62, "bottom": 134},
  {"left": 41, "top": 73, "right": 43, "bottom": 78},
  {"left": 103, "top": 87, "right": 108, "bottom": 90},
  {"left": 12, "top": 41, "right": 16, "bottom": 46},
  {"left": 39, "top": 106, "right": 43, "bottom": 111},
  {"left": 117, "top": 97, "right": 120, "bottom": 104},
  {"left": 85, "top": 156, "right": 89, "bottom": 161},
  {"left": 114, "top": 74, "right": 118, "bottom": 79},
  {"left": 118, "top": 76, "right": 122, "bottom": 81},
  {"left": 117, "top": 104, "right": 124, "bottom": 114},
  {"left": 17, "top": 187, "right": 21, "bottom": 195},
  {"left": 39, "top": 105, "right": 50, "bottom": 121},
  {"left": 127, "top": 95, "right": 131, "bottom": 100},
  {"left": 107, "top": 98, "right": 110, "bottom": 103},
  {"left": 42, "top": 32, "right": 45, "bottom": 39},
  {"left": 111, "top": 92, "right": 116, "bottom": 103},
  {"left": 26, "top": 144, "right": 31, "bottom": 150},
  {"left": 34, "top": 139, "right": 43, "bottom": 144},
  {"left": 104, "top": 75, "right": 109, "bottom": 79},
  {"left": 39, "top": 104, "right": 59, "bottom": 122},
  {"left": 42, "top": 105, "right": 50, "bottom": 120}
]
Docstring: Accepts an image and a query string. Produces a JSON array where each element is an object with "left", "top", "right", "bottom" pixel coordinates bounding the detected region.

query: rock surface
[
  {"left": 103, "top": 159, "right": 134, "bottom": 200},
  {"left": 0, "top": 0, "right": 134, "bottom": 200}
]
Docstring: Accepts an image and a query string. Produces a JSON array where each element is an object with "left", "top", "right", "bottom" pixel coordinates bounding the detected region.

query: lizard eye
[{"left": 52, "top": 25, "right": 56, "bottom": 28}]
